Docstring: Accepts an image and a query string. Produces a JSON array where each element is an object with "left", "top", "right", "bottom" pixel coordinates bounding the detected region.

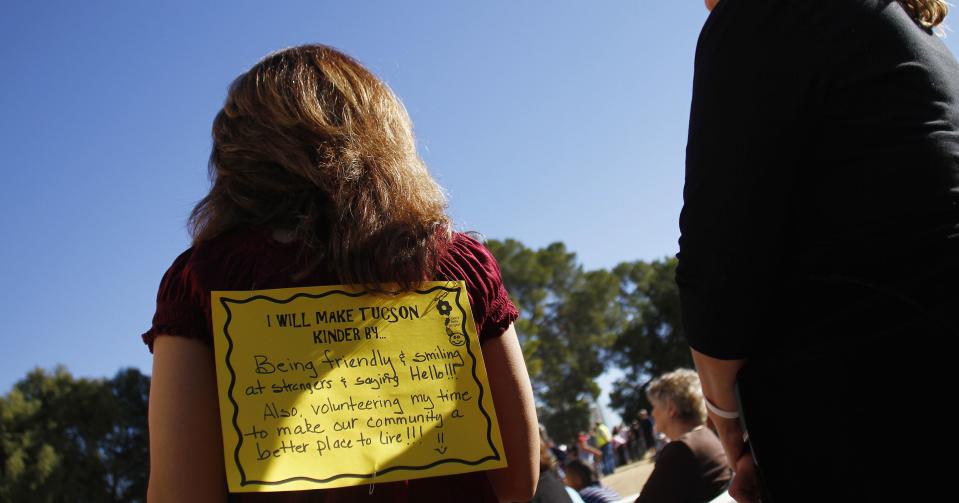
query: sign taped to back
[{"left": 210, "top": 281, "right": 506, "bottom": 492}]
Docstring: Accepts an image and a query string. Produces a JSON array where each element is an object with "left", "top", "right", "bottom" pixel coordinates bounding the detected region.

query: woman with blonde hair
[
  {"left": 635, "top": 369, "right": 731, "bottom": 503},
  {"left": 680, "top": 0, "right": 958, "bottom": 501},
  {"left": 143, "top": 44, "right": 538, "bottom": 502}
]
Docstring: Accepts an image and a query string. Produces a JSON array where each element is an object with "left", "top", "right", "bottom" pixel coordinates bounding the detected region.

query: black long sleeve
[{"left": 678, "top": 0, "right": 959, "bottom": 359}]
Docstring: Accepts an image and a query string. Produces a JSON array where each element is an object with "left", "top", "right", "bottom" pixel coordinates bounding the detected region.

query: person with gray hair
[{"left": 635, "top": 369, "right": 732, "bottom": 503}]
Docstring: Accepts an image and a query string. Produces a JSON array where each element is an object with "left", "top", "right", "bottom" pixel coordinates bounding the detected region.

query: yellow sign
[{"left": 211, "top": 281, "right": 506, "bottom": 492}]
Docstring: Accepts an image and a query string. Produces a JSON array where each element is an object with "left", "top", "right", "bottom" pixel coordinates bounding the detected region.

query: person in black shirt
[
  {"left": 636, "top": 369, "right": 731, "bottom": 503},
  {"left": 678, "top": 0, "right": 958, "bottom": 501},
  {"left": 637, "top": 409, "right": 655, "bottom": 458}
]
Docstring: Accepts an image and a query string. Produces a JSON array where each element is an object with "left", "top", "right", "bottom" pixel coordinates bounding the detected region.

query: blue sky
[{"left": 3, "top": 1, "right": 957, "bottom": 424}]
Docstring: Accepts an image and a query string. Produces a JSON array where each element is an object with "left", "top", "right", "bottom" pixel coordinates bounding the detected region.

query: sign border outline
[{"left": 217, "top": 283, "right": 502, "bottom": 487}]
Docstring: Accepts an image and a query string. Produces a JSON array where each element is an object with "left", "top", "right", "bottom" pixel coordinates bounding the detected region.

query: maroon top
[{"left": 143, "top": 228, "right": 519, "bottom": 502}]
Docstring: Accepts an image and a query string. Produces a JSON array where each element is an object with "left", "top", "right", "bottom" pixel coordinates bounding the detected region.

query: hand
[
  {"left": 711, "top": 415, "right": 760, "bottom": 503},
  {"left": 729, "top": 450, "right": 760, "bottom": 503},
  {"left": 689, "top": 349, "right": 760, "bottom": 501}
]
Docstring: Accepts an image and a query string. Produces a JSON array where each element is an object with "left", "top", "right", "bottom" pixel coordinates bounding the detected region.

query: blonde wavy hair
[
  {"left": 190, "top": 44, "right": 451, "bottom": 289},
  {"left": 899, "top": 0, "right": 949, "bottom": 28},
  {"left": 646, "top": 369, "right": 708, "bottom": 426}
]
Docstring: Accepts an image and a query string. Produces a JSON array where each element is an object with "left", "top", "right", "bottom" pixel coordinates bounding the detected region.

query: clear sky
[{"left": 2, "top": 1, "right": 957, "bottom": 424}]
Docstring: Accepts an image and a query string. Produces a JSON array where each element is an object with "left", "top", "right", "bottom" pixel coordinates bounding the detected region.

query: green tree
[
  {"left": 101, "top": 368, "right": 150, "bottom": 501},
  {"left": 608, "top": 258, "right": 693, "bottom": 423},
  {"left": 0, "top": 366, "right": 150, "bottom": 503},
  {"left": 486, "top": 239, "right": 624, "bottom": 444}
]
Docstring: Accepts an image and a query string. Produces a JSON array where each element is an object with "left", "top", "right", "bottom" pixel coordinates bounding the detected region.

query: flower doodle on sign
[{"left": 437, "top": 299, "right": 452, "bottom": 316}]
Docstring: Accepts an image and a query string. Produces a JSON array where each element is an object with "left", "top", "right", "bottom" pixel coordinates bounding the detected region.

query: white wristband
[{"left": 704, "top": 396, "right": 740, "bottom": 420}]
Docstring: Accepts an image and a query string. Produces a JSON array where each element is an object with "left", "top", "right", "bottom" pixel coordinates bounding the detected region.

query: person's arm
[
  {"left": 147, "top": 336, "right": 228, "bottom": 503},
  {"left": 483, "top": 323, "right": 539, "bottom": 502},
  {"left": 678, "top": 3, "right": 821, "bottom": 502},
  {"left": 579, "top": 440, "right": 602, "bottom": 459},
  {"left": 690, "top": 349, "right": 757, "bottom": 503}
]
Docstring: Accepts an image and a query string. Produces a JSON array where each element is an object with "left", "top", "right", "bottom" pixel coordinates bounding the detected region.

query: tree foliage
[
  {"left": 0, "top": 366, "right": 149, "bottom": 503},
  {"left": 487, "top": 239, "right": 624, "bottom": 444},
  {"left": 487, "top": 239, "right": 691, "bottom": 438},
  {"left": 609, "top": 258, "right": 692, "bottom": 423}
]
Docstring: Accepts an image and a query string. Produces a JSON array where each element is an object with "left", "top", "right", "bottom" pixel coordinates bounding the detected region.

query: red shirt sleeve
[
  {"left": 141, "top": 247, "right": 212, "bottom": 353},
  {"left": 437, "top": 233, "right": 519, "bottom": 344}
]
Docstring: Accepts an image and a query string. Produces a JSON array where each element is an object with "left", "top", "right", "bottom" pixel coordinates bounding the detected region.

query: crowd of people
[
  {"left": 558, "top": 416, "right": 657, "bottom": 480},
  {"left": 532, "top": 369, "right": 733, "bottom": 503}
]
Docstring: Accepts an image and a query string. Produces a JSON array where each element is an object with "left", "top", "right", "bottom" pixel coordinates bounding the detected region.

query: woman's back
[
  {"left": 145, "top": 229, "right": 518, "bottom": 502},
  {"left": 144, "top": 44, "right": 538, "bottom": 502},
  {"left": 637, "top": 427, "right": 731, "bottom": 503}
]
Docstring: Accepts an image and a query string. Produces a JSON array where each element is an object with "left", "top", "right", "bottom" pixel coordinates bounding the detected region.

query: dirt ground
[{"left": 599, "top": 453, "right": 657, "bottom": 501}]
